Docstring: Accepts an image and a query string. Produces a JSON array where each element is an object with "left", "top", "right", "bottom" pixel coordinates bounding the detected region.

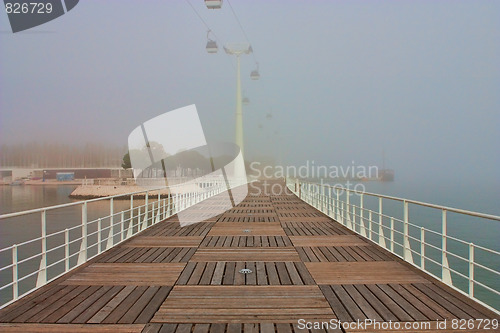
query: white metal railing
[
  {"left": 0, "top": 179, "right": 228, "bottom": 309},
  {"left": 286, "top": 178, "right": 500, "bottom": 314}
]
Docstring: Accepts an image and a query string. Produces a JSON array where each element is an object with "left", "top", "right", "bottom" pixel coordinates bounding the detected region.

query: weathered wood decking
[{"left": 0, "top": 180, "right": 498, "bottom": 332}]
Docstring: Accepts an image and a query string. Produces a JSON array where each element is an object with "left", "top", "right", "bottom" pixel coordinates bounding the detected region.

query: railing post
[
  {"left": 327, "top": 186, "right": 332, "bottom": 216},
  {"left": 130, "top": 194, "right": 134, "bottom": 225},
  {"left": 420, "top": 227, "right": 425, "bottom": 270},
  {"left": 137, "top": 206, "right": 142, "bottom": 231},
  {"left": 12, "top": 245, "right": 18, "bottom": 301},
  {"left": 359, "top": 194, "right": 366, "bottom": 237},
  {"left": 152, "top": 201, "right": 156, "bottom": 224},
  {"left": 167, "top": 194, "right": 172, "bottom": 217},
  {"left": 403, "top": 200, "right": 413, "bottom": 263},
  {"left": 120, "top": 211, "right": 124, "bottom": 242},
  {"left": 352, "top": 205, "right": 356, "bottom": 231},
  {"left": 36, "top": 210, "right": 47, "bottom": 287},
  {"left": 368, "top": 210, "right": 372, "bottom": 240},
  {"left": 162, "top": 198, "right": 166, "bottom": 220},
  {"left": 154, "top": 201, "right": 159, "bottom": 224},
  {"left": 390, "top": 217, "right": 394, "bottom": 252},
  {"left": 336, "top": 188, "right": 340, "bottom": 222},
  {"left": 158, "top": 192, "right": 162, "bottom": 222},
  {"left": 107, "top": 198, "right": 114, "bottom": 250},
  {"left": 77, "top": 202, "right": 88, "bottom": 265},
  {"left": 143, "top": 191, "right": 149, "bottom": 229},
  {"left": 321, "top": 184, "right": 324, "bottom": 212},
  {"left": 351, "top": 195, "right": 356, "bottom": 229},
  {"left": 64, "top": 228, "right": 69, "bottom": 272},
  {"left": 469, "top": 242, "right": 474, "bottom": 297},
  {"left": 441, "top": 209, "right": 452, "bottom": 284},
  {"left": 341, "top": 202, "right": 345, "bottom": 225},
  {"left": 173, "top": 194, "right": 177, "bottom": 214},
  {"left": 378, "top": 197, "right": 386, "bottom": 248},
  {"left": 346, "top": 189, "right": 352, "bottom": 229},
  {"left": 97, "top": 218, "right": 102, "bottom": 254}
]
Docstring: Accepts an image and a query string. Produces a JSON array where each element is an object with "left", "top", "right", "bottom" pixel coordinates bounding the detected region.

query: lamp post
[{"left": 224, "top": 43, "right": 252, "bottom": 158}]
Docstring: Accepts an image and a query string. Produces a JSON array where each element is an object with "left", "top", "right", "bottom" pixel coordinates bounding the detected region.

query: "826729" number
[{"left": 5, "top": 2, "right": 53, "bottom": 14}]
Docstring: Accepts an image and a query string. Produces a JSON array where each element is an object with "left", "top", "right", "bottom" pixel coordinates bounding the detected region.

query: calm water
[{"left": 0, "top": 180, "right": 499, "bottom": 309}]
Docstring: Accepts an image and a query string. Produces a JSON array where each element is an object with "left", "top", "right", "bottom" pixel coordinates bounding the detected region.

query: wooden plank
[
  {"left": 199, "top": 262, "right": 217, "bottom": 285},
  {"left": 363, "top": 284, "right": 412, "bottom": 321},
  {"left": 411, "top": 283, "right": 474, "bottom": 319},
  {"left": 39, "top": 286, "right": 103, "bottom": 323},
  {"left": 330, "top": 285, "right": 366, "bottom": 320},
  {"left": 423, "top": 283, "right": 496, "bottom": 318},
  {"left": 310, "top": 247, "right": 329, "bottom": 262},
  {"left": 0, "top": 324, "right": 145, "bottom": 332},
  {"left": 210, "top": 262, "right": 225, "bottom": 285},
  {"left": 246, "top": 262, "right": 257, "bottom": 285},
  {"left": 192, "top": 324, "right": 210, "bottom": 333},
  {"left": 275, "top": 262, "right": 292, "bottom": 285},
  {"left": 223, "top": 262, "right": 236, "bottom": 285},
  {"left": 388, "top": 284, "right": 444, "bottom": 320},
  {"left": 305, "top": 262, "right": 430, "bottom": 284},
  {"left": 26, "top": 285, "right": 90, "bottom": 323},
  {"left": 102, "top": 286, "right": 148, "bottom": 323},
  {"left": 256, "top": 262, "right": 268, "bottom": 285},
  {"left": 62, "top": 286, "right": 123, "bottom": 324},
  {"left": 134, "top": 286, "right": 172, "bottom": 324},
  {"left": 377, "top": 284, "right": 428, "bottom": 321},
  {"left": 152, "top": 286, "right": 334, "bottom": 323},
  {"left": 265, "top": 262, "right": 281, "bottom": 285},
  {"left": 342, "top": 285, "right": 383, "bottom": 321},
  {"left": 0, "top": 285, "right": 66, "bottom": 322},
  {"left": 284, "top": 262, "right": 303, "bottom": 285},
  {"left": 187, "top": 262, "right": 207, "bottom": 285},
  {"left": 234, "top": 262, "right": 245, "bottom": 285},
  {"left": 61, "top": 263, "right": 185, "bottom": 286},
  {"left": 399, "top": 284, "right": 455, "bottom": 320},
  {"left": 87, "top": 286, "right": 136, "bottom": 324},
  {"left": 118, "top": 286, "right": 159, "bottom": 323},
  {"left": 289, "top": 235, "right": 368, "bottom": 247},
  {"left": 191, "top": 248, "right": 300, "bottom": 262},
  {"left": 11, "top": 285, "right": 79, "bottom": 322},
  {"left": 318, "top": 285, "right": 352, "bottom": 322},
  {"left": 208, "top": 222, "right": 286, "bottom": 236},
  {"left": 176, "top": 262, "right": 196, "bottom": 285},
  {"left": 153, "top": 248, "right": 182, "bottom": 263}
]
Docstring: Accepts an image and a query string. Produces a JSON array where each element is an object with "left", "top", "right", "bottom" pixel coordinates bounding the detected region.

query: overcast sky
[{"left": 0, "top": 0, "right": 498, "bottom": 183}]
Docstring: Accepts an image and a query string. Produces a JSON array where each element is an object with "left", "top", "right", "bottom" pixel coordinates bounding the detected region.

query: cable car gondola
[
  {"left": 205, "top": 0, "right": 222, "bottom": 9},
  {"left": 242, "top": 97, "right": 250, "bottom": 105},
  {"left": 250, "top": 62, "right": 260, "bottom": 80},
  {"left": 206, "top": 30, "right": 218, "bottom": 53}
]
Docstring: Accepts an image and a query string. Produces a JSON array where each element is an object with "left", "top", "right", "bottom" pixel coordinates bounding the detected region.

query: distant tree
[{"left": 122, "top": 152, "right": 131, "bottom": 169}]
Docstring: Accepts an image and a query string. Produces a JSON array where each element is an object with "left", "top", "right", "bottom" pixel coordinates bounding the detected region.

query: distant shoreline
[{"left": 69, "top": 185, "right": 172, "bottom": 199}]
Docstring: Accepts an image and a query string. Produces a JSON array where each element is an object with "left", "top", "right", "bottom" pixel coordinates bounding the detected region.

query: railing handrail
[{"left": 297, "top": 180, "right": 500, "bottom": 221}]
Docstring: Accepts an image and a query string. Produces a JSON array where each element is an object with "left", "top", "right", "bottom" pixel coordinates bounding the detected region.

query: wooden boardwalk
[{"left": 0, "top": 180, "right": 498, "bottom": 332}]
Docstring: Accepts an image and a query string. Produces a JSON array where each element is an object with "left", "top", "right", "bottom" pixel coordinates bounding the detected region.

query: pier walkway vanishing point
[{"left": 0, "top": 180, "right": 498, "bottom": 332}]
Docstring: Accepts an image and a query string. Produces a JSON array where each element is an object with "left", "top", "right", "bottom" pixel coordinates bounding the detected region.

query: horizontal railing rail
[
  {"left": 286, "top": 178, "right": 500, "bottom": 314},
  {"left": 0, "top": 179, "right": 228, "bottom": 309}
]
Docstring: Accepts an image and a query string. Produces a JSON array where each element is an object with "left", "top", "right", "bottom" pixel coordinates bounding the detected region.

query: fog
[{"left": 1, "top": 0, "right": 498, "bottom": 184}]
